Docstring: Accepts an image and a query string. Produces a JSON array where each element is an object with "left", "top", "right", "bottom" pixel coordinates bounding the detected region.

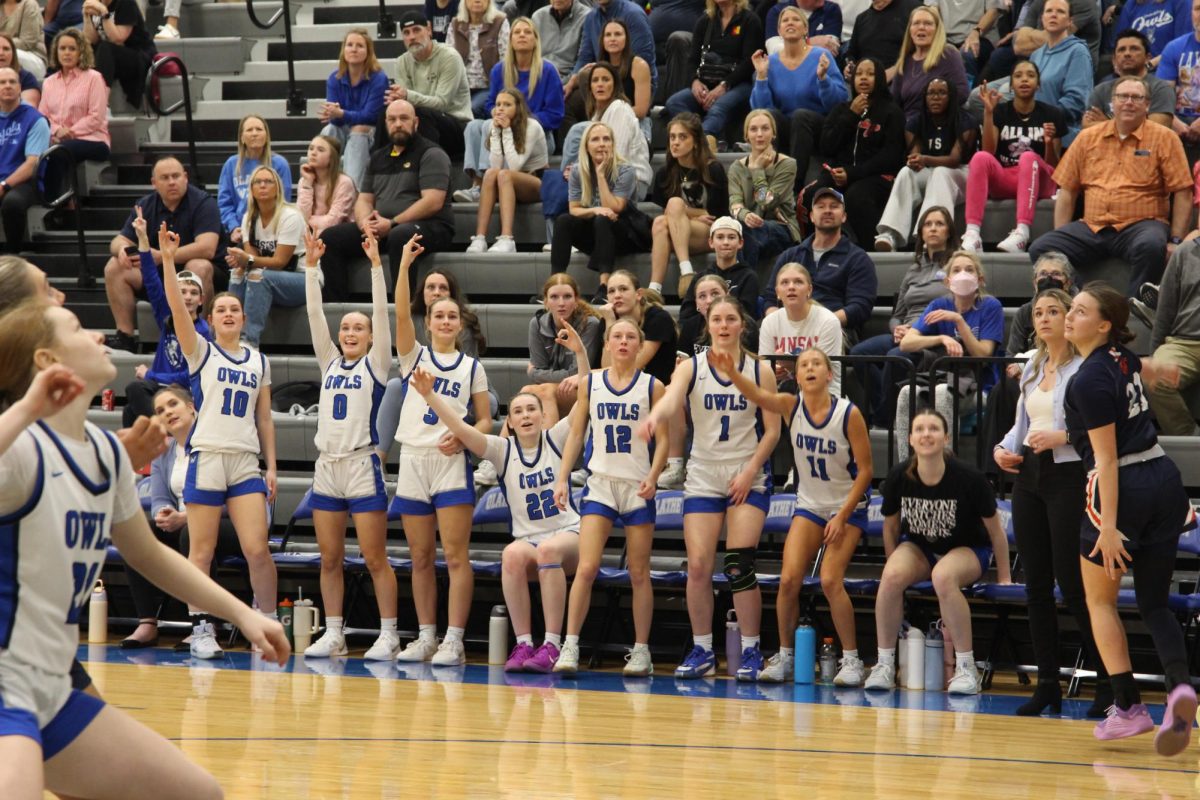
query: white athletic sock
[
  {"left": 379, "top": 618, "right": 397, "bottom": 633},
  {"left": 741, "top": 635, "right": 760, "bottom": 650},
  {"left": 668, "top": 457, "right": 683, "bottom": 468},
  {"left": 877, "top": 648, "right": 896, "bottom": 667},
  {"left": 545, "top": 632, "right": 562, "bottom": 647},
  {"left": 418, "top": 624, "right": 437, "bottom": 642},
  {"left": 444, "top": 626, "right": 465, "bottom": 644},
  {"left": 779, "top": 647, "right": 794, "bottom": 658},
  {"left": 648, "top": 281, "right": 663, "bottom": 294},
  {"left": 262, "top": 610, "right": 278, "bottom": 620},
  {"left": 693, "top": 633, "right": 714, "bottom": 651},
  {"left": 517, "top": 634, "right": 534, "bottom": 646},
  {"left": 1016, "top": 223, "right": 1030, "bottom": 239},
  {"left": 956, "top": 650, "right": 975, "bottom": 669},
  {"left": 632, "top": 642, "right": 650, "bottom": 654},
  {"left": 843, "top": 648, "right": 859, "bottom": 660},
  {"left": 679, "top": 260, "right": 694, "bottom": 275},
  {"left": 326, "top": 616, "right": 344, "bottom": 634},
  {"left": 564, "top": 634, "right": 580, "bottom": 648},
  {"left": 966, "top": 223, "right": 981, "bottom": 235}
]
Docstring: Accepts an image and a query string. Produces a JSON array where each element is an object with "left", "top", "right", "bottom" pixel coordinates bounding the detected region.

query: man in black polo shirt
[
  {"left": 320, "top": 98, "right": 453, "bottom": 300},
  {"left": 103, "top": 156, "right": 223, "bottom": 351}
]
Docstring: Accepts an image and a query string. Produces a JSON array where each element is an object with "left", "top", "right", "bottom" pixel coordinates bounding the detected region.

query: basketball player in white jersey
[
  {"left": 0, "top": 300, "right": 288, "bottom": 800},
  {"left": 299, "top": 231, "right": 399, "bottom": 661},
  {"left": 638, "top": 297, "right": 781, "bottom": 680},
  {"left": 409, "top": 318, "right": 589, "bottom": 673},
  {"left": 390, "top": 235, "right": 492, "bottom": 667},
  {"left": 552, "top": 318, "right": 668, "bottom": 676},
  {"left": 709, "top": 347, "right": 874, "bottom": 684},
  {"left": 159, "top": 219, "right": 279, "bottom": 659}
]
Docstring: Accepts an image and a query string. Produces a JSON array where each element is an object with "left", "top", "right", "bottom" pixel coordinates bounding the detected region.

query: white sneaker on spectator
[
  {"left": 488, "top": 235, "right": 516, "bottom": 253},
  {"left": 363, "top": 631, "right": 401, "bottom": 661},
  {"left": 874, "top": 231, "right": 900, "bottom": 252},
  {"left": 996, "top": 228, "right": 1028, "bottom": 253},
  {"left": 657, "top": 462, "right": 685, "bottom": 490},
  {"left": 431, "top": 638, "right": 466, "bottom": 666},
  {"left": 395, "top": 636, "right": 438, "bottom": 662},
  {"left": 960, "top": 230, "right": 983, "bottom": 253},
  {"left": 623, "top": 648, "right": 654, "bottom": 677},
  {"left": 154, "top": 22, "right": 180, "bottom": 40},
  {"left": 947, "top": 662, "right": 982, "bottom": 695},
  {"left": 542, "top": 243, "right": 553, "bottom": 252},
  {"left": 466, "top": 235, "right": 487, "bottom": 253},
  {"left": 190, "top": 622, "right": 223, "bottom": 660},
  {"left": 475, "top": 459, "right": 499, "bottom": 486},
  {"left": 453, "top": 186, "right": 481, "bottom": 203},
  {"left": 304, "top": 629, "right": 347, "bottom": 658}
]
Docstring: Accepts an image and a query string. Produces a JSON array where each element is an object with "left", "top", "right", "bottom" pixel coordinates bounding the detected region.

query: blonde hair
[
  {"left": 243, "top": 166, "right": 297, "bottom": 240},
  {"left": 742, "top": 108, "right": 777, "bottom": 141},
  {"left": 456, "top": 0, "right": 505, "bottom": 24},
  {"left": 705, "top": 0, "right": 749, "bottom": 16},
  {"left": 336, "top": 28, "right": 383, "bottom": 78},
  {"left": 945, "top": 250, "right": 988, "bottom": 302},
  {"left": 894, "top": 5, "right": 948, "bottom": 75},
  {"left": 577, "top": 122, "right": 628, "bottom": 207},
  {"left": 504, "top": 18, "right": 543, "bottom": 100},
  {"left": 1020, "top": 288, "right": 1076, "bottom": 394},
  {"left": 0, "top": 302, "right": 56, "bottom": 410}
]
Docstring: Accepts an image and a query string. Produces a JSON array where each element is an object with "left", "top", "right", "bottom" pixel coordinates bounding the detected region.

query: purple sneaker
[
  {"left": 1094, "top": 704, "right": 1154, "bottom": 741},
  {"left": 505, "top": 642, "right": 537, "bottom": 672},
  {"left": 523, "top": 641, "right": 561, "bottom": 673},
  {"left": 1155, "top": 684, "right": 1198, "bottom": 756}
]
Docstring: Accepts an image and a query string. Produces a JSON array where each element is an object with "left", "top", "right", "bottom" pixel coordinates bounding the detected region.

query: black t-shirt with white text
[
  {"left": 881, "top": 457, "right": 997, "bottom": 554},
  {"left": 990, "top": 101, "right": 1067, "bottom": 168}
]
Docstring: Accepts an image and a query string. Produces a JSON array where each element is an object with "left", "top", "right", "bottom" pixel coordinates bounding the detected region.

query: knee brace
[{"left": 723, "top": 547, "right": 758, "bottom": 593}]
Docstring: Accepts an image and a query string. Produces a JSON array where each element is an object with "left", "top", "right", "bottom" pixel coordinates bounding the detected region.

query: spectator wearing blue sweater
[
  {"left": 749, "top": 7, "right": 847, "bottom": 185},
  {"left": 455, "top": 17, "right": 564, "bottom": 200},
  {"left": 0, "top": 68, "right": 46, "bottom": 253},
  {"left": 319, "top": 28, "right": 388, "bottom": 192},
  {"left": 663, "top": 0, "right": 763, "bottom": 141},
  {"left": 1112, "top": 0, "right": 1191, "bottom": 57},
  {"left": 764, "top": 0, "right": 842, "bottom": 53},
  {"left": 122, "top": 207, "right": 211, "bottom": 427},
  {"left": 1028, "top": 0, "right": 1092, "bottom": 145},
  {"left": 217, "top": 114, "right": 293, "bottom": 244}
]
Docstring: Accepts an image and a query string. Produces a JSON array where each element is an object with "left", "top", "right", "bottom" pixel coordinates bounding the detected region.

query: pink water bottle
[{"left": 725, "top": 610, "right": 740, "bottom": 677}]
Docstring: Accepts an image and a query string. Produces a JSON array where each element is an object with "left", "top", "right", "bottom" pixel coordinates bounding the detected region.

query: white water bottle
[
  {"left": 87, "top": 580, "right": 108, "bottom": 644},
  {"left": 904, "top": 626, "right": 925, "bottom": 690},
  {"left": 488, "top": 605, "right": 508, "bottom": 664}
]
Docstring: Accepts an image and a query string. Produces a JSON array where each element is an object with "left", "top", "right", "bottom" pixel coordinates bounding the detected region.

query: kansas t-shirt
[
  {"left": 881, "top": 457, "right": 997, "bottom": 554},
  {"left": 990, "top": 101, "right": 1068, "bottom": 167}
]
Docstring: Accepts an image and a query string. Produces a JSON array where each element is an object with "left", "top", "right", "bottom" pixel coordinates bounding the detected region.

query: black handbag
[{"left": 695, "top": 20, "right": 735, "bottom": 89}]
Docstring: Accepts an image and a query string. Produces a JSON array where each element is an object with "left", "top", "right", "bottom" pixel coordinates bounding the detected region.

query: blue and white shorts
[
  {"left": 311, "top": 451, "right": 388, "bottom": 513},
  {"left": 0, "top": 660, "right": 105, "bottom": 759},
  {"left": 580, "top": 475, "right": 655, "bottom": 526},
  {"left": 389, "top": 446, "right": 474, "bottom": 516},
  {"left": 184, "top": 450, "right": 266, "bottom": 506},
  {"left": 683, "top": 459, "right": 770, "bottom": 514}
]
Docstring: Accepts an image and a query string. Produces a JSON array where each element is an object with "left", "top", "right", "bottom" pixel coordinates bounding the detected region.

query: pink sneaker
[
  {"left": 505, "top": 642, "right": 536, "bottom": 672},
  {"left": 1155, "top": 684, "right": 1197, "bottom": 756},
  {"left": 523, "top": 641, "right": 561, "bottom": 673},
  {"left": 1094, "top": 704, "right": 1154, "bottom": 741}
]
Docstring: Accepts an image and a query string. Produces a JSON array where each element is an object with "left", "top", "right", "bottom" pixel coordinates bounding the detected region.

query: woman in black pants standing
[{"left": 994, "top": 288, "right": 1109, "bottom": 717}]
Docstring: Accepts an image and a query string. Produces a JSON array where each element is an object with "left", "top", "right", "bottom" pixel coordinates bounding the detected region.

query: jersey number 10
[{"left": 220, "top": 387, "right": 250, "bottom": 418}]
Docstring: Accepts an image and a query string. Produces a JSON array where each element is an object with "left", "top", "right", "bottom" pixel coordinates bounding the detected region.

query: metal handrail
[
  {"left": 377, "top": 0, "right": 396, "bottom": 38},
  {"left": 927, "top": 354, "right": 1029, "bottom": 470},
  {"left": 246, "top": 0, "right": 306, "bottom": 116},
  {"left": 144, "top": 55, "right": 203, "bottom": 188},
  {"left": 38, "top": 145, "right": 91, "bottom": 288}
]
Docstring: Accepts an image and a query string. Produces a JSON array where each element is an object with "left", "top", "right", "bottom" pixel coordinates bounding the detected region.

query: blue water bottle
[{"left": 794, "top": 622, "right": 815, "bottom": 684}]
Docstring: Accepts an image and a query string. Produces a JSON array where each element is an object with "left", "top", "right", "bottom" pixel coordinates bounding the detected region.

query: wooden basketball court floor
[{"left": 72, "top": 644, "right": 1200, "bottom": 799}]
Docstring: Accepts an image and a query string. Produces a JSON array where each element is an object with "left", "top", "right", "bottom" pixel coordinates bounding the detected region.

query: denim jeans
[
  {"left": 849, "top": 334, "right": 923, "bottom": 426},
  {"left": 741, "top": 220, "right": 795, "bottom": 272},
  {"left": 229, "top": 268, "right": 308, "bottom": 346},
  {"left": 320, "top": 123, "right": 373, "bottom": 192},
  {"left": 664, "top": 82, "right": 753, "bottom": 137}
]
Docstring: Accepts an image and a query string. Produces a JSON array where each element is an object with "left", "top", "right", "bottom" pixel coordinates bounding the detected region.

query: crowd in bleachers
[{"left": 18, "top": 0, "right": 1200, "bottom": 720}]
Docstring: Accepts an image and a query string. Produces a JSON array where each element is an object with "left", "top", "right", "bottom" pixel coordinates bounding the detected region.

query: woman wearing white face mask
[{"left": 894, "top": 251, "right": 1004, "bottom": 459}]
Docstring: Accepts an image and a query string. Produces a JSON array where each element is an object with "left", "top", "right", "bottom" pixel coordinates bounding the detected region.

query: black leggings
[
  {"left": 550, "top": 212, "right": 648, "bottom": 275},
  {"left": 1012, "top": 451, "right": 1104, "bottom": 683},
  {"left": 1121, "top": 535, "right": 1191, "bottom": 690}
]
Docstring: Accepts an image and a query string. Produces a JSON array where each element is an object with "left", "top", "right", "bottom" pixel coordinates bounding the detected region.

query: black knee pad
[{"left": 724, "top": 547, "right": 758, "bottom": 593}]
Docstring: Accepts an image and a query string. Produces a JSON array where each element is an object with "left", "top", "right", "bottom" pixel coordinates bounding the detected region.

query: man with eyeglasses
[
  {"left": 1027, "top": 75, "right": 1192, "bottom": 298},
  {"left": 1083, "top": 29, "right": 1175, "bottom": 131}
]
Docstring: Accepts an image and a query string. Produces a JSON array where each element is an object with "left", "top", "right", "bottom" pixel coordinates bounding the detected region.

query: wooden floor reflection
[{"left": 72, "top": 652, "right": 1200, "bottom": 800}]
